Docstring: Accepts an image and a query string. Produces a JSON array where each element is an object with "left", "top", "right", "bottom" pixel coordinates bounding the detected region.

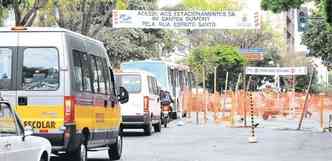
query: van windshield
[
  {"left": 117, "top": 74, "right": 141, "bottom": 93},
  {"left": 0, "top": 48, "right": 12, "bottom": 90}
]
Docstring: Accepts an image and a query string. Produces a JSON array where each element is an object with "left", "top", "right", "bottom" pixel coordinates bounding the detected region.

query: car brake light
[
  {"left": 144, "top": 96, "right": 149, "bottom": 112},
  {"left": 64, "top": 96, "right": 76, "bottom": 124}
]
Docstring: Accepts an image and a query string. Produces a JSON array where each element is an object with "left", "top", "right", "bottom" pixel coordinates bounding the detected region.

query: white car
[{"left": 0, "top": 100, "right": 51, "bottom": 161}]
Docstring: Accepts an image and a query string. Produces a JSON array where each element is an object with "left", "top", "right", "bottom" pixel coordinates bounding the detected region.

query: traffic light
[{"left": 297, "top": 7, "right": 308, "bottom": 32}]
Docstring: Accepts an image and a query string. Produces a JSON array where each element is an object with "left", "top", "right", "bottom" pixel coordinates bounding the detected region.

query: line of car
[
  {"left": 0, "top": 27, "right": 175, "bottom": 161},
  {"left": 0, "top": 69, "right": 171, "bottom": 161}
]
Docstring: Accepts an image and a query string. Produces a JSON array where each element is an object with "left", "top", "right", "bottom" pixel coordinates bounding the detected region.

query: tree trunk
[
  {"left": 13, "top": 1, "right": 21, "bottom": 26},
  {"left": 13, "top": 0, "right": 48, "bottom": 26},
  {"left": 90, "top": 0, "right": 116, "bottom": 37}
]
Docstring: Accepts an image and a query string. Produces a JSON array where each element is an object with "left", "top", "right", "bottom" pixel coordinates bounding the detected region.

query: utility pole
[
  {"left": 203, "top": 64, "right": 207, "bottom": 124},
  {"left": 297, "top": 69, "right": 314, "bottom": 130},
  {"left": 214, "top": 66, "right": 217, "bottom": 93}
]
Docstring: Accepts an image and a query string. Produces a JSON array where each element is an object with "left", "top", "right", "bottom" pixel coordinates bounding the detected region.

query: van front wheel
[
  {"left": 144, "top": 122, "right": 152, "bottom": 136},
  {"left": 108, "top": 135, "right": 123, "bottom": 160}
]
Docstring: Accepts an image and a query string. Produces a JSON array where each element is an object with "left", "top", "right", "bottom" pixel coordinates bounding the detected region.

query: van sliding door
[{"left": 16, "top": 47, "right": 64, "bottom": 131}]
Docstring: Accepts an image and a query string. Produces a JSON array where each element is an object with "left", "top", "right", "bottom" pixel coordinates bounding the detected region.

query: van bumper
[
  {"left": 36, "top": 125, "right": 80, "bottom": 153},
  {"left": 121, "top": 114, "right": 150, "bottom": 128}
]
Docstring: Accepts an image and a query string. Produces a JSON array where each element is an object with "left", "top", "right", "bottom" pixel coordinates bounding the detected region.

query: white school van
[
  {"left": 0, "top": 27, "right": 129, "bottom": 161},
  {"left": 115, "top": 70, "right": 161, "bottom": 135}
]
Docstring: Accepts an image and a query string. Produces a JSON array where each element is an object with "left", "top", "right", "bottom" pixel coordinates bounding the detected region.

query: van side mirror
[{"left": 118, "top": 86, "right": 129, "bottom": 104}]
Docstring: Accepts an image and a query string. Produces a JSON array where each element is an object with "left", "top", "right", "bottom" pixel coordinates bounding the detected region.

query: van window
[
  {"left": 0, "top": 48, "right": 12, "bottom": 90},
  {"left": 73, "top": 50, "right": 92, "bottom": 92},
  {"left": 73, "top": 51, "right": 83, "bottom": 91},
  {"left": 96, "top": 57, "right": 106, "bottom": 94},
  {"left": 22, "top": 48, "right": 59, "bottom": 91},
  {"left": 102, "top": 59, "right": 112, "bottom": 95},
  {"left": 118, "top": 75, "right": 141, "bottom": 93},
  {"left": 81, "top": 54, "right": 93, "bottom": 92},
  {"left": 148, "top": 76, "right": 154, "bottom": 94},
  {"left": 90, "top": 55, "right": 100, "bottom": 93},
  {"left": 153, "top": 78, "right": 158, "bottom": 95}
]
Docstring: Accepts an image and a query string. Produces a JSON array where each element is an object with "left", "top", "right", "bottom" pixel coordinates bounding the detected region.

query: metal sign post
[{"left": 248, "top": 92, "right": 257, "bottom": 143}]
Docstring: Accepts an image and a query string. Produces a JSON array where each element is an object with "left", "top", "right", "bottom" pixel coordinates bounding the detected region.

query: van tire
[
  {"left": 144, "top": 122, "right": 152, "bottom": 136},
  {"left": 154, "top": 121, "right": 161, "bottom": 132},
  {"left": 163, "top": 118, "right": 168, "bottom": 128},
  {"left": 69, "top": 143, "right": 87, "bottom": 161},
  {"left": 108, "top": 135, "right": 123, "bottom": 160}
]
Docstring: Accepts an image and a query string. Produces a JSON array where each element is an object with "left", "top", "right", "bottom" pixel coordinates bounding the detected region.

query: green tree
[
  {"left": 302, "top": 12, "right": 332, "bottom": 68},
  {"left": 32, "top": 0, "right": 176, "bottom": 67},
  {"left": 0, "top": 0, "right": 49, "bottom": 26},
  {"left": 261, "top": 0, "right": 332, "bottom": 26},
  {"left": 324, "top": 0, "right": 332, "bottom": 24},
  {"left": 187, "top": 45, "right": 246, "bottom": 91},
  {"left": 181, "top": 0, "right": 240, "bottom": 10},
  {"left": 261, "top": 0, "right": 305, "bottom": 13}
]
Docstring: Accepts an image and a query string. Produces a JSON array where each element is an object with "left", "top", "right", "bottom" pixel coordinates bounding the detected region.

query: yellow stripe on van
[
  {"left": 16, "top": 105, "right": 64, "bottom": 130},
  {"left": 16, "top": 104, "right": 122, "bottom": 132}
]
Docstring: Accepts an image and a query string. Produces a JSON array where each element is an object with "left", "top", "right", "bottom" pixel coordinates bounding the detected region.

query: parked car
[
  {"left": 115, "top": 70, "right": 162, "bottom": 136},
  {"left": 0, "top": 100, "right": 51, "bottom": 161}
]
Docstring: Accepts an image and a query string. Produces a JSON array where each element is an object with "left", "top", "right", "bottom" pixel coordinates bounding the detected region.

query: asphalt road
[{"left": 52, "top": 116, "right": 332, "bottom": 161}]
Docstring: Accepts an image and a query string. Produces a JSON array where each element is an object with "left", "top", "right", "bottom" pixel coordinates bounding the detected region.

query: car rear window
[
  {"left": 0, "top": 48, "right": 12, "bottom": 90},
  {"left": 22, "top": 48, "right": 59, "bottom": 91},
  {"left": 118, "top": 74, "right": 141, "bottom": 93}
]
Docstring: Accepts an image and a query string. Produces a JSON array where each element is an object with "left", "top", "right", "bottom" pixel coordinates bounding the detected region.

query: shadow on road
[
  {"left": 51, "top": 157, "right": 109, "bottom": 161},
  {"left": 50, "top": 130, "right": 149, "bottom": 161},
  {"left": 122, "top": 131, "right": 148, "bottom": 137}
]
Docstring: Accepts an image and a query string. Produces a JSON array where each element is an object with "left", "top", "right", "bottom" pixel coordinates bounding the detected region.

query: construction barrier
[{"left": 181, "top": 90, "right": 332, "bottom": 129}]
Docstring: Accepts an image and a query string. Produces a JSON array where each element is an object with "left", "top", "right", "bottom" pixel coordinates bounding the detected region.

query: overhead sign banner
[
  {"left": 245, "top": 67, "right": 307, "bottom": 76},
  {"left": 112, "top": 10, "right": 261, "bottom": 29}
]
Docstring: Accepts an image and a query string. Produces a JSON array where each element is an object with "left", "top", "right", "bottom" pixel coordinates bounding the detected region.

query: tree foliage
[
  {"left": 0, "top": 0, "right": 49, "bottom": 26},
  {"left": 323, "top": 0, "right": 332, "bottom": 24},
  {"left": 261, "top": 0, "right": 305, "bottom": 13},
  {"left": 29, "top": 0, "right": 176, "bottom": 67},
  {"left": 181, "top": 0, "right": 240, "bottom": 11},
  {"left": 302, "top": 13, "right": 332, "bottom": 68},
  {"left": 187, "top": 45, "right": 246, "bottom": 91}
]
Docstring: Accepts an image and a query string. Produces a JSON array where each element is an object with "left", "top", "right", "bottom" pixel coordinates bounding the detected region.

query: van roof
[
  {"left": 122, "top": 60, "right": 190, "bottom": 71},
  {"left": 0, "top": 27, "right": 103, "bottom": 46},
  {"left": 115, "top": 69, "right": 157, "bottom": 78}
]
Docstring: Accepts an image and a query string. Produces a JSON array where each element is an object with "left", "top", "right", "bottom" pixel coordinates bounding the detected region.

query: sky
[
  {"left": 158, "top": 0, "right": 261, "bottom": 10},
  {"left": 158, "top": 0, "right": 181, "bottom": 8}
]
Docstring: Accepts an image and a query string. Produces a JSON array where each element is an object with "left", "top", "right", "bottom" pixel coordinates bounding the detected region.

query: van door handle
[
  {"left": 18, "top": 96, "right": 28, "bottom": 106},
  {"left": 111, "top": 100, "right": 116, "bottom": 108}
]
